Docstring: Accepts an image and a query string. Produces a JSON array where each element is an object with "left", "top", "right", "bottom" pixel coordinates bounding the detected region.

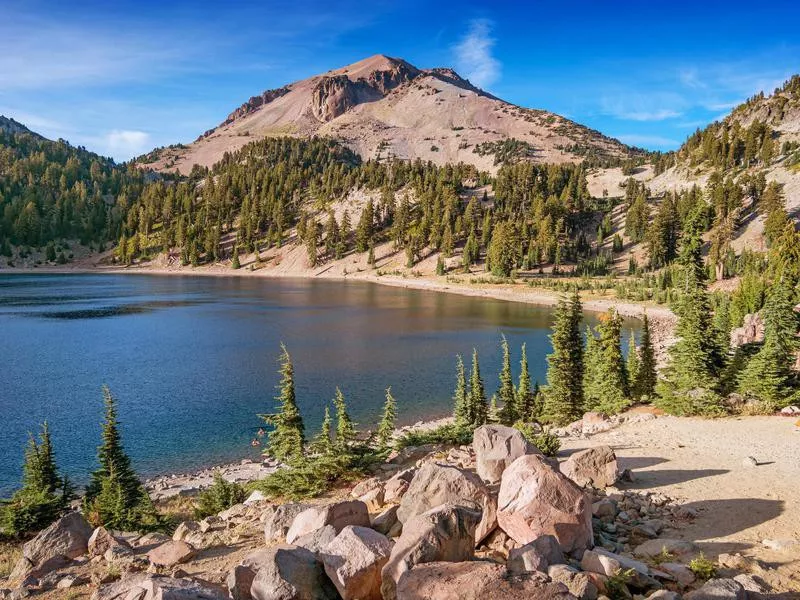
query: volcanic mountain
[{"left": 140, "top": 54, "right": 638, "bottom": 174}]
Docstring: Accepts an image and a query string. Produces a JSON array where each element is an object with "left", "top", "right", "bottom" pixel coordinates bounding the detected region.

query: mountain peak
[{"left": 0, "top": 115, "right": 41, "bottom": 137}]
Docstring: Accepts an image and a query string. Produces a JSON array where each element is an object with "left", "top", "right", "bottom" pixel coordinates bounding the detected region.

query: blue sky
[{"left": 2, "top": 0, "right": 798, "bottom": 161}]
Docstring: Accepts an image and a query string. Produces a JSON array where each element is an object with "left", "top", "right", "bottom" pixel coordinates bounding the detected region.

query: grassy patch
[{"left": 0, "top": 542, "right": 21, "bottom": 579}]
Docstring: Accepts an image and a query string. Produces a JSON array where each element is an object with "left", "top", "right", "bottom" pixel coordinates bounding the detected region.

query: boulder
[
  {"left": 580, "top": 548, "right": 655, "bottom": 588},
  {"left": 396, "top": 462, "right": 497, "bottom": 544},
  {"left": 730, "top": 313, "right": 764, "bottom": 348},
  {"left": 380, "top": 504, "right": 481, "bottom": 600},
  {"left": 286, "top": 501, "right": 370, "bottom": 544},
  {"left": 646, "top": 592, "right": 681, "bottom": 600},
  {"left": 10, "top": 512, "right": 93, "bottom": 581},
  {"left": 684, "top": 578, "right": 747, "bottom": 600},
  {"left": 294, "top": 525, "right": 338, "bottom": 554},
  {"left": 658, "top": 562, "right": 695, "bottom": 587},
  {"left": 146, "top": 540, "right": 196, "bottom": 568},
  {"left": 227, "top": 565, "right": 257, "bottom": 600},
  {"left": 633, "top": 538, "right": 698, "bottom": 559},
  {"left": 358, "top": 487, "right": 385, "bottom": 511},
  {"left": 88, "top": 526, "right": 131, "bottom": 559},
  {"left": 92, "top": 574, "right": 226, "bottom": 600},
  {"left": 581, "top": 412, "right": 614, "bottom": 435},
  {"left": 384, "top": 469, "right": 416, "bottom": 504},
  {"left": 350, "top": 478, "right": 383, "bottom": 498},
  {"left": 395, "top": 561, "right": 578, "bottom": 600},
  {"left": 547, "top": 564, "right": 598, "bottom": 600},
  {"left": 250, "top": 545, "right": 339, "bottom": 600},
  {"left": 472, "top": 424, "right": 538, "bottom": 484},
  {"left": 561, "top": 446, "right": 618, "bottom": 489},
  {"left": 371, "top": 505, "right": 399, "bottom": 536},
  {"left": 321, "top": 526, "right": 393, "bottom": 600},
  {"left": 497, "top": 454, "right": 593, "bottom": 556},
  {"left": 263, "top": 503, "right": 311, "bottom": 543},
  {"left": 507, "top": 534, "right": 565, "bottom": 574}
]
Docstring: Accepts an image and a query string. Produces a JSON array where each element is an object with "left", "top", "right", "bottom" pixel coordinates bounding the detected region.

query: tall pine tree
[
  {"left": 262, "top": 344, "right": 305, "bottom": 463},
  {"left": 633, "top": 314, "right": 657, "bottom": 400},
  {"left": 497, "top": 336, "right": 518, "bottom": 424},
  {"left": 542, "top": 291, "right": 584, "bottom": 424}
]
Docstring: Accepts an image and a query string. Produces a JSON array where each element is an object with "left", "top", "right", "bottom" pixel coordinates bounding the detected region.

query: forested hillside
[{"left": 0, "top": 117, "right": 148, "bottom": 258}]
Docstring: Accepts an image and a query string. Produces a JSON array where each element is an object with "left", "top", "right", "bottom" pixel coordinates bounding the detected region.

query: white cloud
[
  {"left": 103, "top": 130, "right": 151, "bottom": 160},
  {"left": 453, "top": 19, "right": 501, "bottom": 89},
  {"left": 600, "top": 93, "right": 684, "bottom": 122},
  {"left": 615, "top": 134, "right": 680, "bottom": 149}
]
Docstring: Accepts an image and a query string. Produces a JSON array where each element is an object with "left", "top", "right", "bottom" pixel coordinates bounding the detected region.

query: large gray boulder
[
  {"left": 88, "top": 526, "right": 131, "bottom": 559},
  {"left": 147, "top": 540, "right": 197, "bottom": 567},
  {"left": 507, "top": 534, "right": 565, "bottom": 574},
  {"left": 263, "top": 503, "right": 311, "bottom": 543},
  {"left": 226, "top": 550, "right": 282, "bottom": 600},
  {"left": 561, "top": 446, "right": 618, "bottom": 489},
  {"left": 92, "top": 574, "right": 226, "bottom": 600},
  {"left": 396, "top": 462, "right": 497, "bottom": 545},
  {"left": 10, "top": 512, "right": 93, "bottom": 581},
  {"left": 497, "top": 454, "right": 592, "bottom": 556},
  {"left": 321, "top": 525, "right": 393, "bottom": 600},
  {"left": 472, "top": 424, "right": 538, "bottom": 484},
  {"left": 684, "top": 578, "right": 747, "bottom": 599},
  {"left": 380, "top": 504, "right": 481, "bottom": 600},
  {"left": 250, "top": 545, "right": 339, "bottom": 600},
  {"left": 286, "top": 501, "right": 370, "bottom": 544},
  {"left": 395, "top": 561, "right": 578, "bottom": 600}
]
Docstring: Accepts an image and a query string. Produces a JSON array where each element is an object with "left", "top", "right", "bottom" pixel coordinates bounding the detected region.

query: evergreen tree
[
  {"left": 626, "top": 331, "right": 640, "bottom": 394},
  {"left": 657, "top": 228, "right": 724, "bottom": 415},
  {"left": 452, "top": 355, "right": 470, "bottom": 430},
  {"left": 488, "top": 221, "right": 516, "bottom": 277},
  {"left": 376, "top": 388, "right": 397, "bottom": 450},
  {"left": 262, "top": 344, "right": 305, "bottom": 463},
  {"left": 310, "top": 406, "right": 333, "bottom": 455},
  {"left": 84, "top": 387, "right": 158, "bottom": 531},
  {"left": 497, "top": 336, "right": 518, "bottom": 424},
  {"left": 355, "top": 200, "right": 374, "bottom": 253},
  {"left": 515, "top": 344, "right": 535, "bottom": 421},
  {"left": 231, "top": 245, "right": 240, "bottom": 269},
  {"left": 585, "top": 310, "right": 630, "bottom": 414},
  {"left": 333, "top": 388, "right": 356, "bottom": 452},
  {"left": 367, "top": 242, "right": 376, "bottom": 268},
  {"left": 468, "top": 349, "right": 488, "bottom": 428},
  {"left": 738, "top": 277, "right": 799, "bottom": 410},
  {"left": 1, "top": 423, "right": 70, "bottom": 536},
  {"left": 542, "top": 291, "right": 584, "bottom": 424},
  {"left": 633, "top": 314, "right": 657, "bottom": 399}
]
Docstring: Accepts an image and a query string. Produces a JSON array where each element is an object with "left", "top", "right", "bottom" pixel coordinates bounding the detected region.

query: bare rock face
[
  {"left": 227, "top": 564, "right": 257, "bottom": 600},
  {"left": 684, "top": 578, "right": 747, "bottom": 600},
  {"left": 93, "top": 574, "right": 227, "bottom": 600},
  {"left": 506, "top": 534, "right": 565, "bottom": 574},
  {"left": 286, "top": 501, "right": 370, "bottom": 544},
  {"left": 263, "top": 503, "right": 311, "bottom": 543},
  {"left": 10, "top": 512, "right": 93, "bottom": 581},
  {"left": 147, "top": 540, "right": 196, "bottom": 568},
  {"left": 497, "top": 454, "right": 593, "bottom": 556},
  {"left": 472, "top": 424, "right": 538, "bottom": 484},
  {"left": 395, "top": 561, "right": 578, "bottom": 600},
  {"left": 380, "top": 504, "right": 481, "bottom": 600},
  {"left": 320, "top": 525, "right": 393, "bottom": 600},
  {"left": 294, "top": 525, "right": 338, "bottom": 554},
  {"left": 730, "top": 313, "right": 765, "bottom": 348},
  {"left": 250, "top": 545, "right": 339, "bottom": 600},
  {"left": 371, "top": 505, "right": 400, "bottom": 536},
  {"left": 561, "top": 446, "right": 619, "bottom": 489},
  {"left": 384, "top": 468, "right": 416, "bottom": 503},
  {"left": 396, "top": 462, "right": 497, "bottom": 545},
  {"left": 88, "top": 526, "right": 131, "bottom": 559}
]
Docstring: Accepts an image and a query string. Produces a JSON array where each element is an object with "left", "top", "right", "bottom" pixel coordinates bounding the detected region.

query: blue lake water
[{"left": 0, "top": 274, "right": 638, "bottom": 495}]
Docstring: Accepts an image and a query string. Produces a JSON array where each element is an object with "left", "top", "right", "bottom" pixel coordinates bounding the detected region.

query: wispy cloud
[
  {"left": 600, "top": 93, "right": 684, "bottom": 122},
  {"left": 103, "top": 130, "right": 151, "bottom": 160},
  {"left": 453, "top": 19, "right": 501, "bottom": 89},
  {"left": 615, "top": 134, "right": 681, "bottom": 149}
]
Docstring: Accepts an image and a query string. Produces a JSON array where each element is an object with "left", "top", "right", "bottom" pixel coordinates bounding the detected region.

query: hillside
[{"left": 139, "top": 55, "right": 639, "bottom": 174}]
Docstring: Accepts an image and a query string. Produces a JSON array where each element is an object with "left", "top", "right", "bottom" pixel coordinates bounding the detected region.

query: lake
[{"left": 0, "top": 273, "right": 638, "bottom": 495}]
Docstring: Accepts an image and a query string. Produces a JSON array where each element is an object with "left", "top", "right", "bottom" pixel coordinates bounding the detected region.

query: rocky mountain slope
[
  {"left": 0, "top": 116, "right": 42, "bottom": 138},
  {"left": 139, "top": 55, "right": 638, "bottom": 174}
]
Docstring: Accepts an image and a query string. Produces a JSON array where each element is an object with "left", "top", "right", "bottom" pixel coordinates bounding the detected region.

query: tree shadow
[
  {"left": 677, "top": 498, "right": 785, "bottom": 542},
  {"left": 621, "top": 468, "right": 730, "bottom": 489},
  {"left": 617, "top": 456, "right": 671, "bottom": 470}
]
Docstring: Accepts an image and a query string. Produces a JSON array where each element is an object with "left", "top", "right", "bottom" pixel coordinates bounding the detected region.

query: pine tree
[
  {"left": 584, "top": 310, "right": 630, "bottom": 414},
  {"left": 542, "top": 291, "right": 584, "bottom": 424},
  {"left": 310, "top": 406, "right": 333, "bottom": 455},
  {"left": 376, "top": 388, "right": 397, "bottom": 450},
  {"left": 262, "top": 344, "right": 305, "bottom": 463},
  {"left": 515, "top": 344, "right": 535, "bottom": 421},
  {"left": 737, "top": 277, "right": 799, "bottom": 410},
  {"left": 1, "top": 423, "right": 70, "bottom": 536},
  {"left": 231, "top": 245, "right": 240, "bottom": 269},
  {"left": 497, "top": 336, "right": 518, "bottom": 424},
  {"left": 468, "top": 349, "right": 488, "bottom": 428},
  {"left": 657, "top": 228, "right": 724, "bottom": 415},
  {"left": 633, "top": 314, "right": 657, "bottom": 399},
  {"left": 333, "top": 388, "right": 356, "bottom": 452},
  {"left": 368, "top": 242, "right": 376, "bottom": 269},
  {"left": 84, "top": 387, "right": 158, "bottom": 531},
  {"left": 452, "top": 355, "right": 470, "bottom": 430},
  {"left": 355, "top": 200, "right": 374, "bottom": 253},
  {"left": 626, "top": 331, "right": 640, "bottom": 395}
]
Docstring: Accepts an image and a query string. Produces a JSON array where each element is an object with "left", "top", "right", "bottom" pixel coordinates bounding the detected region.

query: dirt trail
[{"left": 562, "top": 415, "right": 800, "bottom": 583}]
